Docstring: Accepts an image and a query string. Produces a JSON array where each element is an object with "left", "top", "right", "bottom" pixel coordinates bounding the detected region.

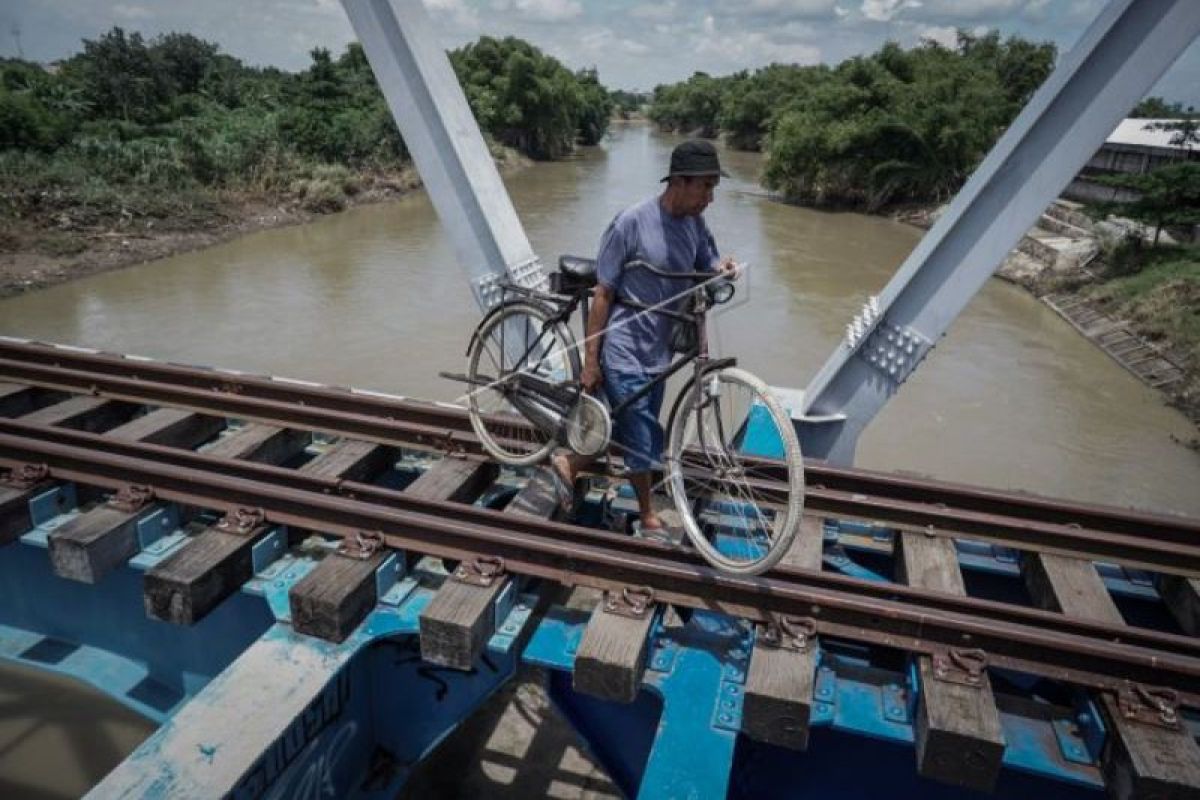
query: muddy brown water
[{"left": 1, "top": 122, "right": 1199, "bottom": 796}]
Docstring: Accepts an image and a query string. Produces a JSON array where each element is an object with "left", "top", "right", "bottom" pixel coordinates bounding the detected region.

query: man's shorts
[{"left": 603, "top": 366, "right": 665, "bottom": 473}]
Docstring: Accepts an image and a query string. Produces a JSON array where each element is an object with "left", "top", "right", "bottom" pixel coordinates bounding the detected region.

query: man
[{"left": 552, "top": 139, "right": 738, "bottom": 535}]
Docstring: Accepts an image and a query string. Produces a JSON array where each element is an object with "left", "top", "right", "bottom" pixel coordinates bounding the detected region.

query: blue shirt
[{"left": 596, "top": 195, "right": 720, "bottom": 374}]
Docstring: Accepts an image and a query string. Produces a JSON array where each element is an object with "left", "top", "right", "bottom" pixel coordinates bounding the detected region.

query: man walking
[{"left": 553, "top": 139, "right": 738, "bottom": 535}]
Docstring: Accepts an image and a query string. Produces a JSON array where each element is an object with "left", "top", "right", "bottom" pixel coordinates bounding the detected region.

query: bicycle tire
[
  {"left": 665, "top": 367, "right": 804, "bottom": 575},
  {"left": 466, "top": 300, "right": 581, "bottom": 466}
]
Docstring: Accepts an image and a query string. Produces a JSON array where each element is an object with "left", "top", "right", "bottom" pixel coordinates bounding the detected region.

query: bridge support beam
[{"left": 340, "top": 0, "right": 548, "bottom": 310}]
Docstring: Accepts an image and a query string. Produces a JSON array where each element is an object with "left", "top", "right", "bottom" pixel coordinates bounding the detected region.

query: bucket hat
[{"left": 661, "top": 139, "right": 729, "bottom": 182}]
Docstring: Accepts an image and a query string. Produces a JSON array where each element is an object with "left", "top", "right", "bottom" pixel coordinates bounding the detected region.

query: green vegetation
[
  {"left": 1093, "top": 162, "right": 1200, "bottom": 247},
  {"left": 648, "top": 30, "right": 1056, "bottom": 210},
  {"left": 610, "top": 89, "right": 647, "bottom": 120},
  {"left": 1130, "top": 96, "right": 1196, "bottom": 119},
  {"left": 1084, "top": 242, "right": 1200, "bottom": 421},
  {"left": 0, "top": 28, "right": 613, "bottom": 246},
  {"left": 449, "top": 36, "right": 612, "bottom": 159}
]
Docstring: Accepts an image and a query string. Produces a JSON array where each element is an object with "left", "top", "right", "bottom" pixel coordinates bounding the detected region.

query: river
[{"left": 1, "top": 122, "right": 1198, "bottom": 796}]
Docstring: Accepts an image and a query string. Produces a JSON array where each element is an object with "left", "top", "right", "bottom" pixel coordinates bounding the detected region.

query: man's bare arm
[{"left": 581, "top": 284, "right": 614, "bottom": 391}]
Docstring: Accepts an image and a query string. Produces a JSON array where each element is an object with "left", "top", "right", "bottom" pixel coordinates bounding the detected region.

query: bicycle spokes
[
  {"left": 467, "top": 303, "right": 580, "bottom": 464},
  {"left": 673, "top": 372, "right": 794, "bottom": 568}
]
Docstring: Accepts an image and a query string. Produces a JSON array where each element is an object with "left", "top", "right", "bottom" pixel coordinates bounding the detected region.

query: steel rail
[
  {"left": 2, "top": 349, "right": 1197, "bottom": 574},
  {"left": 1, "top": 425, "right": 1198, "bottom": 705},
  {"left": 1, "top": 339, "right": 1197, "bottom": 567}
]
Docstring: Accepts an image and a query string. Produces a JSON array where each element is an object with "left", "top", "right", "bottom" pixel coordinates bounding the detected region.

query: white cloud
[
  {"left": 916, "top": 0, "right": 1022, "bottom": 19},
  {"left": 861, "top": 0, "right": 922, "bottom": 23},
  {"left": 916, "top": 24, "right": 956, "bottom": 48},
  {"left": 492, "top": 0, "right": 583, "bottom": 23},
  {"left": 631, "top": 2, "right": 681, "bottom": 23},
  {"left": 423, "top": 0, "right": 481, "bottom": 28},
  {"left": 112, "top": 4, "right": 153, "bottom": 20},
  {"left": 580, "top": 28, "right": 651, "bottom": 57},
  {"left": 715, "top": 0, "right": 839, "bottom": 17},
  {"left": 691, "top": 25, "right": 822, "bottom": 67}
]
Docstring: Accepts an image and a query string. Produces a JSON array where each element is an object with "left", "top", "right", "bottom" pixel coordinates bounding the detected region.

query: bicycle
[{"left": 444, "top": 255, "right": 805, "bottom": 575}]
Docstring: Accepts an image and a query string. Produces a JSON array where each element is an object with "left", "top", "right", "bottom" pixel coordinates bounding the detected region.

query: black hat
[{"left": 662, "top": 139, "right": 729, "bottom": 182}]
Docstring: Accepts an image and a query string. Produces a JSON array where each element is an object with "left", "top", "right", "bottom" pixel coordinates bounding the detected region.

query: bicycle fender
[{"left": 698, "top": 356, "right": 738, "bottom": 375}]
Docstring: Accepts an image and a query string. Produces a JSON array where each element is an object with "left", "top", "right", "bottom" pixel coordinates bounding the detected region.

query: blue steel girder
[{"left": 798, "top": 0, "right": 1200, "bottom": 464}]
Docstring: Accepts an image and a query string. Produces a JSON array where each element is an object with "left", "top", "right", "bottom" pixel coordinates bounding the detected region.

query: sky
[{"left": 1, "top": 0, "right": 1197, "bottom": 105}]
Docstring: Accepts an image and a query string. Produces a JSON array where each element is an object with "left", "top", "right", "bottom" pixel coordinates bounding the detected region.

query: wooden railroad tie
[
  {"left": 142, "top": 425, "right": 312, "bottom": 624},
  {"left": 742, "top": 515, "right": 826, "bottom": 750},
  {"left": 44, "top": 407, "right": 225, "bottom": 583},
  {"left": 419, "top": 459, "right": 549, "bottom": 671},
  {"left": 897, "top": 530, "right": 1006, "bottom": 793},
  {"left": 573, "top": 583, "right": 658, "bottom": 703},
  {"left": 285, "top": 440, "right": 406, "bottom": 642},
  {"left": 1157, "top": 574, "right": 1200, "bottom": 636},
  {"left": 1022, "top": 552, "right": 1200, "bottom": 799}
]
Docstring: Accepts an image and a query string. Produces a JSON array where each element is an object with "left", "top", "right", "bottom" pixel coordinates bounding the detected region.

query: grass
[
  {"left": 1082, "top": 244, "right": 1200, "bottom": 429},
  {"left": 1085, "top": 246, "right": 1200, "bottom": 364}
]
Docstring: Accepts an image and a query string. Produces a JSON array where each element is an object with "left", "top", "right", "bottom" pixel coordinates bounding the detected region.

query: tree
[
  {"left": 1131, "top": 96, "right": 1188, "bottom": 119},
  {"left": 574, "top": 68, "right": 613, "bottom": 146},
  {"left": 62, "top": 27, "right": 169, "bottom": 122},
  {"left": 449, "top": 36, "right": 610, "bottom": 159},
  {"left": 1149, "top": 117, "right": 1200, "bottom": 152},
  {"left": 1096, "top": 162, "right": 1200, "bottom": 246},
  {"left": 152, "top": 33, "right": 219, "bottom": 97}
]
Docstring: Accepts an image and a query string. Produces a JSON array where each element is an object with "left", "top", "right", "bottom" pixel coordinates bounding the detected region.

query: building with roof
[{"left": 1065, "top": 117, "right": 1198, "bottom": 203}]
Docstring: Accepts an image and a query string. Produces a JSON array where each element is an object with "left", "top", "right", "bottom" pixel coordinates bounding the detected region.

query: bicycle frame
[{"left": 473, "top": 264, "right": 740, "bottom": 455}]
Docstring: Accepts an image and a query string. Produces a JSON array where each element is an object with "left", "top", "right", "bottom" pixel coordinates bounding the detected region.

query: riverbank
[
  {"left": 1040, "top": 245, "right": 1200, "bottom": 437},
  {"left": 0, "top": 147, "right": 530, "bottom": 299},
  {"left": 887, "top": 198, "right": 1199, "bottom": 437}
]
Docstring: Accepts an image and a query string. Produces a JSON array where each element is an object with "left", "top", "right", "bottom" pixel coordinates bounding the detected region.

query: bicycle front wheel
[
  {"left": 665, "top": 367, "right": 804, "bottom": 575},
  {"left": 466, "top": 301, "right": 581, "bottom": 466}
]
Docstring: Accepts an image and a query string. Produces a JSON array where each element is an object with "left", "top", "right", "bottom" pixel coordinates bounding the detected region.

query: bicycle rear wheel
[
  {"left": 665, "top": 367, "right": 804, "bottom": 575},
  {"left": 466, "top": 301, "right": 580, "bottom": 466}
]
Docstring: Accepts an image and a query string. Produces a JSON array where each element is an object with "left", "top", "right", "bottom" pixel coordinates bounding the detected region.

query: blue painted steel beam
[{"left": 798, "top": 0, "right": 1200, "bottom": 464}]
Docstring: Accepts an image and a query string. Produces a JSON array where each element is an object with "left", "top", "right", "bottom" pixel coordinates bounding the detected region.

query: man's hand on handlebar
[{"left": 718, "top": 257, "right": 745, "bottom": 280}]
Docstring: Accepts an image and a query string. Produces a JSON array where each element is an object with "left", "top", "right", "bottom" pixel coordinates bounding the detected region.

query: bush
[{"left": 295, "top": 176, "right": 346, "bottom": 213}]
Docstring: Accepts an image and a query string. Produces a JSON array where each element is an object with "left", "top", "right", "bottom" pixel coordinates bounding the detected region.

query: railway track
[
  {"left": 1, "top": 337, "right": 1196, "bottom": 575},
  {"left": 2, "top": 335, "right": 1200, "bottom": 796},
  {"left": 1, "top": 416, "right": 1199, "bottom": 707}
]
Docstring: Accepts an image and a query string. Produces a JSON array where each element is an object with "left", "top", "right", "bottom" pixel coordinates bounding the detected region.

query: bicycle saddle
[{"left": 558, "top": 255, "right": 597, "bottom": 280}]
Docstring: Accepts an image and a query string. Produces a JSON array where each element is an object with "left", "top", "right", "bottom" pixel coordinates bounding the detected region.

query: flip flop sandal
[{"left": 631, "top": 518, "right": 672, "bottom": 543}]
